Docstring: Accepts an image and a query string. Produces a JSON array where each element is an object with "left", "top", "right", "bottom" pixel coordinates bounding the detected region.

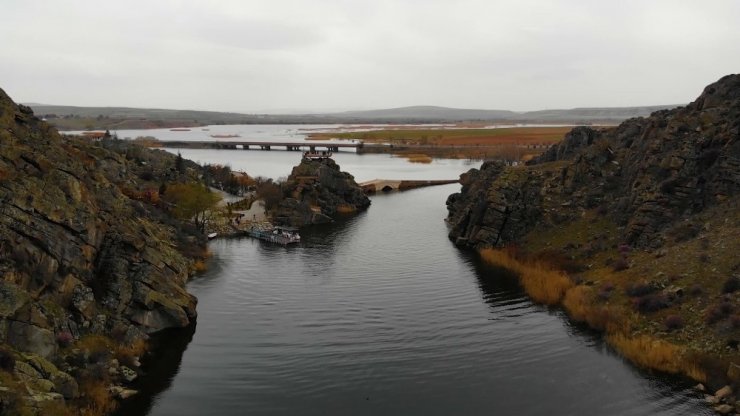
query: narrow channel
[{"left": 116, "top": 183, "right": 710, "bottom": 416}]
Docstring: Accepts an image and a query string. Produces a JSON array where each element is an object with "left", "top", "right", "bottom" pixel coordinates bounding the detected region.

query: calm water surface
[
  {"left": 111, "top": 132, "right": 709, "bottom": 415},
  {"left": 116, "top": 185, "right": 710, "bottom": 416}
]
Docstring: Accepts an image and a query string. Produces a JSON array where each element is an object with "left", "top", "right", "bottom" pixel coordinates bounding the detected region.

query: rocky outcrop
[
  {"left": 272, "top": 158, "right": 371, "bottom": 227},
  {"left": 447, "top": 74, "right": 740, "bottom": 250},
  {"left": 0, "top": 88, "right": 200, "bottom": 413}
]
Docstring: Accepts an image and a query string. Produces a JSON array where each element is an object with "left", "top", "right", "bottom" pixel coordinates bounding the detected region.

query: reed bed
[
  {"left": 479, "top": 247, "right": 707, "bottom": 382},
  {"left": 479, "top": 248, "right": 573, "bottom": 305}
]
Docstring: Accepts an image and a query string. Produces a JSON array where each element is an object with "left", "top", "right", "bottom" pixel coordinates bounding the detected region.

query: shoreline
[{"left": 476, "top": 247, "right": 740, "bottom": 412}]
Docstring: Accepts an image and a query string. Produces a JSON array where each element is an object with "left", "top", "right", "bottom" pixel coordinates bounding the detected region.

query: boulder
[
  {"left": 120, "top": 365, "right": 137, "bottom": 383},
  {"left": 7, "top": 322, "right": 56, "bottom": 359},
  {"left": 714, "top": 404, "right": 734, "bottom": 414},
  {"left": 715, "top": 385, "right": 733, "bottom": 400}
]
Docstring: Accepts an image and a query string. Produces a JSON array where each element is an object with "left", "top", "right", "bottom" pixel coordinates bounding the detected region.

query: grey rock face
[
  {"left": 447, "top": 74, "right": 740, "bottom": 249},
  {"left": 273, "top": 158, "right": 371, "bottom": 227},
  {"left": 0, "top": 87, "right": 201, "bottom": 411}
]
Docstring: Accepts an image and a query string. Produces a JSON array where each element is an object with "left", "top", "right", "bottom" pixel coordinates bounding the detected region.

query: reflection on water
[
  {"left": 112, "top": 324, "right": 196, "bottom": 416},
  {"left": 120, "top": 185, "right": 710, "bottom": 416}
]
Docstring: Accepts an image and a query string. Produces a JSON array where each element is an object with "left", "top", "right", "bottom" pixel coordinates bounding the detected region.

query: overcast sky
[{"left": 1, "top": 0, "right": 738, "bottom": 113}]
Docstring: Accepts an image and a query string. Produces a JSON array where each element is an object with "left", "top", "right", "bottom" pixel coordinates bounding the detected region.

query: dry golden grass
[
  {"left": 404, "top": 154, "right": 433, "bottom": 163},
  {"left": 607, "top": 333, "right": 706, "bottom": 382},
  {"left": 479, "top": 248, "right": 574, "bottom": 305},
  {"left": 79, "top": 379, "right": 117, "bottom": 416},
  {"left": 562, "top": 285, "right": 631, "bottom": 332},
  {"left": 480, "top": 247, "right": 710, "bottom": 382},
  {"left": 40, "top": 401, "right": 78, "bottom": 416},
  {"left": 76, "top": 334, "right": 114, "bottom": 353}
]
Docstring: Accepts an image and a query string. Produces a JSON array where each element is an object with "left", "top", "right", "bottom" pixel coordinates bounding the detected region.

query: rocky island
[
  {"left": 0, "top": 89, "right": 213, "bottom": 415},
  {"left": 271, "top": 156, "right": 371, "bottom": 228},
  {"left": 447, "top": 74, "right": 740, "bottom": 409}
]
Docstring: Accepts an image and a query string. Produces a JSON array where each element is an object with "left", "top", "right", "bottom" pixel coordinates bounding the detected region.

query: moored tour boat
[{"left": 247, "top": 224, "right": 300, "bottom": 245}]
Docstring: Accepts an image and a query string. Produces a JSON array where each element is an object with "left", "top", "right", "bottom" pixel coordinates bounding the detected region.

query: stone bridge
[{"left": 359, "top": 179, "right": 459, "bottom": 194}]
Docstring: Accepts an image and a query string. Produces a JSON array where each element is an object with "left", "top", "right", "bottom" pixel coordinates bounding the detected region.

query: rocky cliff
[
  {"left": 272, "top": 157, "right": 371, "bottom": 227},
  {"left": 448, "top": 74, "right": 740, "bottom": 250},
  {"left": 446, "top": 74, "right": 740, "bottom": 397},
  {"left": 0, "top": 89, "right": 201, "bottom": 414}
]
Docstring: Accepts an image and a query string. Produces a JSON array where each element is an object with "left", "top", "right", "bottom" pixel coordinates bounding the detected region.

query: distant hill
[
  {"left": 519, "top": 105, "right": 680, "bottom": 122},
  {"left": 27, "top": 103, "right": 683, "bottom": 130},
  {"left": 333, "top": 105, "right": 518, "bottom": 120}
]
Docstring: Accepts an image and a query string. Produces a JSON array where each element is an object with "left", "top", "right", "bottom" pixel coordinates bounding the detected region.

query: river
[{"left": 114, "top": 135, "right": 709, "bottom": 416}]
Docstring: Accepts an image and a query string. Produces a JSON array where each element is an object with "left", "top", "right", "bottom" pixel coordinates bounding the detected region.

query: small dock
[{"left": 359, "top": 179, "right": 459, "bottom": 194}]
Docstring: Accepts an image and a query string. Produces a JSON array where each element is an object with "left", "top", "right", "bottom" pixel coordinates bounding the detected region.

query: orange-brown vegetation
[
  {"left": 309, "top": 126, "right": 571, "bottom": 146},
  {"left": 309, "top": 126, "right": 571, "bottom": 160},
  {"left": 69, "top": 334, "right": 152, "bottom": 415},
  {"left": 479, "top": 248, "right": 573, "bottom": 305},
  {"left": 132, "top": 136, "right": 162, "bottom": 147},
  {"left": 479, "top": 246, "right": 710, "bottom": 382},
  {"left": 191, "top": 248, "right": 212, "bottom": 273},
  {"left": 562, "top": 285, "right": 631, "bottom": 332},
  {"left": 607, "top": 334, "right": 706, "bottom": 382},
  {"left": 192, "top": 259, "right": 208, "bottom": 272},
  {"left": 335, "top": 204, "right": 357, "bottom": 214},
  {"left": 404, "top": 154, "right": 433, "bottom": 163},
  {"left": 78, "top": 378, "right": 117, "bottom": 416}
]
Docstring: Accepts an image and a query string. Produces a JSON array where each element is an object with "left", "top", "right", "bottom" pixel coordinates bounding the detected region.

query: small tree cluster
[{"left": 162, "top": 183, "right": 221, "bottom": 233}]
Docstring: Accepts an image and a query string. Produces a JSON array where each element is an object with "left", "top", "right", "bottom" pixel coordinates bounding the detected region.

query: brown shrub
[
  {"left": 722, "top": 277, "right": 740, "bottom": 294},
  {"left": 632, "top": 293, "right": 670, "bottom": 313},
  {"left": 664, "top": 315, "right": 685, "bottom": 331},
  {"left": 79, "top": 378, "right": 117, "bottom": 415},
  {"left": 625, "top": 281, "right": 657, "bottom": 297},
  {"left": 115, "top": 338, "right": 147, "bottom": 369},
  {"left": 612, "top": 258, "right": 629, "bottom": 271},
  {"left": 705, "top": 301, "right": 734, "bottom": 324}
]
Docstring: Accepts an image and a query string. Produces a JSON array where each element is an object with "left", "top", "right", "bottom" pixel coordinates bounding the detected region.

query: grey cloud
[{"left": 1, "top": 0, "right": 739, "bottom": 112}]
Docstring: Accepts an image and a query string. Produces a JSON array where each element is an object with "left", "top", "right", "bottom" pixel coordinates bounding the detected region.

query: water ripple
[{"left": 130, "top": 187, "right": 712, "bottom": 416}]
